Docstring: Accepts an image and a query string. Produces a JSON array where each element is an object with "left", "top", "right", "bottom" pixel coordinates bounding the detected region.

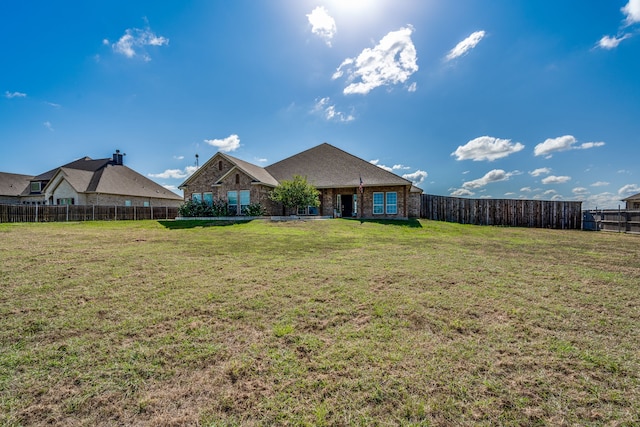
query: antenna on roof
[{"left": 195, "top": 153, "right": 199, "bottom": 169}]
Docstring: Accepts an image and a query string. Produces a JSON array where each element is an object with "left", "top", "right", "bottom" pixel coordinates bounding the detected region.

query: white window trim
[
  {"left": 386, "top": 192, "right": 397, "bottom": 215},
  {"left": 373, "top": 192, "right": 384, "bottom": 215}
]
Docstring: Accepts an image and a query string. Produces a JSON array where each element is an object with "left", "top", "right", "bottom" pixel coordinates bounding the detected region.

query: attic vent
[{"left": 113, "top": 150, "right": 125, "bottom": 165}]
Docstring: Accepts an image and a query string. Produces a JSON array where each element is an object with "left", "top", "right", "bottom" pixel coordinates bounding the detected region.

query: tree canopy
[{"left": 269, "top": 175, "right": 320, "bottom": 213}]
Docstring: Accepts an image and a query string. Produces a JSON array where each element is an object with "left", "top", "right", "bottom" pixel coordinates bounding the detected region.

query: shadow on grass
[
  {"left": 344, "top": 218, "right": 423, "bottom": 228},
  {"left": 157, "top": 219, "right": 254, "bottom": 229}
]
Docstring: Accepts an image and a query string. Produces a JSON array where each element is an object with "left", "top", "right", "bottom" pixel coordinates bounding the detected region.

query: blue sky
[{"left": 2, "top": 0, "right": 639, "bottom": 209}]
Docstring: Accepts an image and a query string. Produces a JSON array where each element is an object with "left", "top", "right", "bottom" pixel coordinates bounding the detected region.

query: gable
[{"left": 179, "top": 152, "right": 278, "bottom": 189}]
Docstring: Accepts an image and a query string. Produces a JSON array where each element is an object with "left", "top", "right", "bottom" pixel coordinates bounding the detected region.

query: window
[
  {"left": 203, "top": 192, "right": 213, "bottom": 206},
  {"left": 192, "top": 193, "right": 202, "bottom": 203},
  {"left": 218, "top": 161, "right": 223, "bottom": 171},
  {"left": 227, "top": 191, "right": 238, "bottom": 214},
  {"left": 57, "top": 198, "right": 74, "bottom": 205},
  {"left": 308, "top": 206, "right": 318, "bottom": 215},
  {"left": 30, "top": 182, "right": 41, "bottom": 193},
  {"left": 353, "top": 194, "right": 357, "bottom": 215},
  {"left": 239, "top": 190, "right": 250, "bottom": 215},
  {"left": 373, "top": 192, "right": 384, "bottom": 214},
  {"left": 143, "top": 201, "right": 150, "bottom": 207},
  {"left": 235, "top": 174, "right": 240, "bottom": 184},
  {"left": 386, "top": 192, "right": 397, "bottom": 214}
]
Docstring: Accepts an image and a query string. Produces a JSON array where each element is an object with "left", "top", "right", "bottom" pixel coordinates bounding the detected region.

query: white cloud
[
  {"left": 392, "top": 164, "right": 410, "bottom": 170},
  {"left": 148, "top": 169, "right": 188, "bottom": 179},
  {"left": 204, "top": 134, "right": 240, "bottom": 152},
  {"left": 255, "top": 158, "right": 268, "bottom": 163},
  {"left": 623, "top": 0, "right": 640, "bottom": 25},
  {"left": 43, "top": 121, "right": 54, "bottom": 131},
  {"left": 162, "top": 184, "right": 180, "bottom": 193},
  {"left": 541, "top": 175, "right": 571, "bottom": 184},
  {"left": 173, "top": 155, "right": 184, "bottom": 160},
  {"left": 369, "top": 159, "right": 393, "bottom": 172},
  {"left": 450, "top": 188, "right": 474, "bottom": 197},
  {"left": 306, "top": 6, "right": 336, "bottom": 47},
  {"left": 462, "top": 169, "right": 514, "bottom": 190},
  {"left": 520, "top": 187, "right": 532, "bottom": 192},
  {"left": 403, "top": 170, "right": 428, "bottom": 186},
  {"left": 446, "top": 31, "right": 486, "bottom": 61},
  {"left": 312, "top": 97, "right": 355, "bottom": 122},
  {"left": 581, "top": 192, "right": 621, "bottom": 209},
  {"left": 5, "top": 91, "right": 26, "bottom": 98},
  {"left": 112, "top": 27, "right": 169, "bottom": 60},
  {"left": 597, "top": 34, "right": 631, "bottom": 49},
  {"left": 618, "top": 183, "right": 640, "bottom": 196},
  {"left": 452, "top": 136, "right": 525, "bottom": 161},
  {"left": 529, "top": 167, "right": 551, "bottom": 177},
  {"left": 534, "top": 135, "right": 605, "bottom": 157},
  {"left": 580, "top": 141, "right": 606, "bottom": 149},
  {"left": 333, "top": 26, "right": 418, "bottom": 95},
  {"left": 407, "top": 82, "right": 417, "bottom": 92},
  {"left": 591, "top": 181, "right": 609, "bottom": 187},
  {"left": 572, "top": 187, "right": 589, "bottom": 195}
]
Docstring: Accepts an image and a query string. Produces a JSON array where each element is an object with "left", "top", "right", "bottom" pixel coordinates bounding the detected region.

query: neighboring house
[
  {"left": 179, "top": 143, "right": 423, "bottom": 219},
  {"left": 622, "top": 192, "right": 640, "bottom": 210},
  {"left": 0, "top": 173, "right": 34, "bottom": 204},
  {"left": 0, "top": 150, "right": 183, "bottom": 207}
]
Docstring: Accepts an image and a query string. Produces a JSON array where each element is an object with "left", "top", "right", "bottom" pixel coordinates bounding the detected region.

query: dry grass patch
[{"left": 0, "top": 219, "right": 638, "bottom": 426}]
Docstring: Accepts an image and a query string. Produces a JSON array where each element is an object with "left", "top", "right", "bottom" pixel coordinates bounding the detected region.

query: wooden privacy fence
[
  {"left": 583, "top": 209, "right": 640, "bottom": 233},
  {"left": 420, "top": 194, "right": 582, "bottom": 229},
  {"left": 0, "top": 204, "right": 179, "bottom": 223}
]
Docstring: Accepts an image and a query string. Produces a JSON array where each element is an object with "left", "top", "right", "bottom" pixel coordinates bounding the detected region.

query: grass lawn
[{"left": 0, "top": 218, "right": 638, "bottom": 426}]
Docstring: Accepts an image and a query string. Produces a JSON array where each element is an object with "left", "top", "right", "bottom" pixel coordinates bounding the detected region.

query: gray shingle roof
[
  {"left": 222, "top": 153, "right": 279, "bottom": 186},
  {"left": 27, "top": 157, "right": 183, "bottom": 201},
  {"left": 265, "top": 143, "right": 412, "bottom": 188},
  {"left": 0, "top": 172, "right": 34, "bottom": 197}
]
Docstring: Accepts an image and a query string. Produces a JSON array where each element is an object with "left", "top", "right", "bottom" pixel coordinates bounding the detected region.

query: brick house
[
  {"left": 179, "top": 143, "right": 423, "bottom": 219},
  {"left": 0, "top": 150, "right": 183, "bottom": 207}
]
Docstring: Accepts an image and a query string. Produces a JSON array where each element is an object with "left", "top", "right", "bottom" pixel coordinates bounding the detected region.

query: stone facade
[{"left": 182, "top": 159, "right": 279, "bottom": 215}]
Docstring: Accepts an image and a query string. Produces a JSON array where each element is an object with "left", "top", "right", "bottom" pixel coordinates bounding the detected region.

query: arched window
[{"left": 235, "top": 174, "right": 240, "bottom": 184}]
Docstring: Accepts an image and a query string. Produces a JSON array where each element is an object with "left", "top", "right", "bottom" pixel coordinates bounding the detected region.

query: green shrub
[{"left": 244, "top": 203, "right": 267, "bottom": 216}]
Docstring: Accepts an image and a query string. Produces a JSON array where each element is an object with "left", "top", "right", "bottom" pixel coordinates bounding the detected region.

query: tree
[{"left": 269, "top": 175, "right": 320, "bottom": 214}]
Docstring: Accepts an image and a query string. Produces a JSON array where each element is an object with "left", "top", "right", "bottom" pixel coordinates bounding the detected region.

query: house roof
[
  {"left": 33, "top": 157, "right": 112, "bottom": 181},
  {"left": 180, "top": 143, "right": 421, "bottom": 192},
  {"left": 265, "top": 143, "right": 413, "bottom": 189},
  {"left": 0, "top": 172, "right": 34, "bottom": 197},
  {"left": 622, "top": 192, "right": 640, "bottom": 202},
  {"left": 222, "top": 153, "right": 279, "bottom": 186},
  {"left": 44, "top": 163, "right": 182, "bottom": 200}
]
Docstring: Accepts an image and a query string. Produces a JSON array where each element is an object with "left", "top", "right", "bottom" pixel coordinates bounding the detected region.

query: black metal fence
[
  {"left": 583, "top": 209, "right": 640, "bottom": 233},
  {"left": 0, "top": 204, "right": 179, "bottom": 223}
]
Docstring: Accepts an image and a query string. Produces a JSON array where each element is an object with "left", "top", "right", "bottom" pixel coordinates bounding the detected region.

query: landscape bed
[{"left": 0, "top": 219, "right": 638, "bottom": 426}]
